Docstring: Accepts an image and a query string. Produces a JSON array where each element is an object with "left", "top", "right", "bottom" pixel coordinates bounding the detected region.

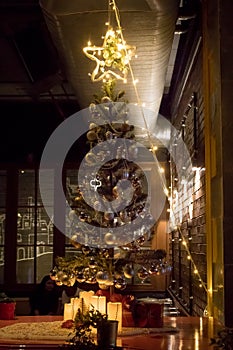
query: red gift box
[{"left": 132, "top": 301, "right": 164, "bottom": 328}]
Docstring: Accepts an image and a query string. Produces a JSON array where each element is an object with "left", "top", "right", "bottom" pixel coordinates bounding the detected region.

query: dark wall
[{"left": 0, "top": 100, "right": 86, "bottom": 164}]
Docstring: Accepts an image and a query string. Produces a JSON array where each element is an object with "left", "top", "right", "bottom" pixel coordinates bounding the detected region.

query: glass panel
[
  {"left": 17, "top": 208, "right": 35, "bottom": 245},
  {"left": 37, "top": 209, "right": 54, "bottom": 244},
  {"left": 65, "top": 248, "right": 83, "bottom": 258},
  {"left": 16, "top": 251, "right": 34, "bottom": 283},
  {"left": 18, "top": 208, "right": 54, "bottom": 245},
  {"left": 18, "top": 170, "right": 35, "bottom": 206},
  {"left": 65, "top": 169, "right": 79, "bottom": 240},
  {"left": 16, "top": 245, "right": 54, "bottom": 283},
  {"left": 17, "top": 169, "right": 54, "bottom": 283},
  {"left": 65, "top": 246, "right": 80, "bottom": 258},
  {"left": 37, "top": 169, "right": 55, "bottom": 206},
  {"left": 36, "top": 246, "right": 53, "bottom": 283}
]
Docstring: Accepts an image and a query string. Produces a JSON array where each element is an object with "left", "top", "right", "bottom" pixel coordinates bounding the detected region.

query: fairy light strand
[
  {"left": 114, "top": 0, "right": 208, "bottom": 294},
  {"left": 83, "top": 0, "right": 208, "bottom": 297}
]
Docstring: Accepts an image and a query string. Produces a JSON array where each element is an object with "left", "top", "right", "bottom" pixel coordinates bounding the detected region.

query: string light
[
  {"left": 159, "top": 167, "right": 165, "bottom": 173},
  {"left": 84, "top": 1, "right": 163, "bottom": 182},
  {"left": 84, "top": 0, "right": 208, "bottom": 303},
  {"left": 168, "top": 110, "right": 208, "bottom": 300},
  {"left": 172, "top": 225, "right": 208, "bottom": 293}
]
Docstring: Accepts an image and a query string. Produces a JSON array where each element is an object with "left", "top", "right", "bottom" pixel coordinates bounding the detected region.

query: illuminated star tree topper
[{"left": 83, "top": 1, "right": 136, "bottom": 83}]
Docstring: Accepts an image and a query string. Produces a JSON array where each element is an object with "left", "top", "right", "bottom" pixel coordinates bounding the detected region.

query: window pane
[
  {"left": 37, "top": 209, "right": 54, "bottom": 244},
  {"left": 37, "top": 169, "right": 55, "bottom": 207},
  {"left": 17, "top": 169, "right": 54, "bottom": 284},
  {"left": 16, "top": 253, "right": 34, "bottom": 283},
  {"left": 18, "top": 170, "right": 35, "bottom": 206},
  {"left": 16, "top": 245, "right": 54, "bottom": 283},
  {"left": 36, "top": 246, "right": 53, "bottom": 283},
  {"left": 65, "top": 169, "right": 79, "bottom": 240},
  {"left": 65, "top": 246, "right": 80, "bottom": 258},
  {"left": 17, "top": 208, "right": 35, "bottom": 245}
]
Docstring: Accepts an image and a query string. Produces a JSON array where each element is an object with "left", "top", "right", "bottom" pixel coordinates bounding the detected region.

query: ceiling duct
[{"left": 39, "top": 0, "right": 179, "bottom": 141}]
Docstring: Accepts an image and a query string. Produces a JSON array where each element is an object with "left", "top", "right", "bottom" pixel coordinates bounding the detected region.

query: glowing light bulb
[
  {"left": 164, "top": 188, "right": 169, "bottom": 196},
  {"left": 159, "top": 167, "right": 165, "bottom": 173}
]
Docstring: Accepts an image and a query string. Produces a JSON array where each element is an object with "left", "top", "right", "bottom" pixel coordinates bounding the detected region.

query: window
[
  {"left": 1, "top": 164, "right": 165, "bottom": 294},
  {"left": 1, "top": 166, "right": 56, "bottom": 292},
  {"left": 17, "top": 169, "right": 54, "bottom": 283}
]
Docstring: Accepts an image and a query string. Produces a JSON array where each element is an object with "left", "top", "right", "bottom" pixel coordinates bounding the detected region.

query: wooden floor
[
  {"left": 0, "top": 315, "right": 221, "bottom": 349},
  {"left": 120, "top": 316, "right": 219, "bottom": 350}
]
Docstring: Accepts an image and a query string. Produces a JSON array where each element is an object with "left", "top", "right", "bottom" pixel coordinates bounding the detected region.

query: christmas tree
[{"left": 50, "top": 1, "right": 170, "bottom": 290}]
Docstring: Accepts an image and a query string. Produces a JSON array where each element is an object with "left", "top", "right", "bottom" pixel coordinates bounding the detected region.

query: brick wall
[{"left": 168, "top": 45, "right": 207, "bottom": 316}]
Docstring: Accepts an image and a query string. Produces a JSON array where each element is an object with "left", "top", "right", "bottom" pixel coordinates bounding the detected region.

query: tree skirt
[
  {"left": 0, "top": 321, "right": 72, "bottom": 340},
  {"left": 0, "top": 321, "right": 179, "bottom": 341}
]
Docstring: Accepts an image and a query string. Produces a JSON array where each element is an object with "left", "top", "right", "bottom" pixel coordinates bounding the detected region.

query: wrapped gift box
[{"left": 132, "top": 299, "right": 164, "bottom": 328}]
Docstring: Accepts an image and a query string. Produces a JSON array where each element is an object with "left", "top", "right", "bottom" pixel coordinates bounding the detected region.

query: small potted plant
[
  {"left": 0, "top": 292, "right": 16, "bottom": 320},
  {"left": 64, "top": 307, "right": 118, "bottom": 350},
  {"left": 210, "top": 327, "right": 233, "bottom": 349}
]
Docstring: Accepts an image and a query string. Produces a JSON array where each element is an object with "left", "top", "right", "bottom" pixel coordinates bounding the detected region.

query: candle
[
  {"left": 71, "top": 297, "right": 83, "bottom": 320},
  {"left": 107, "top": 302, "right": 122, "bottom": 332},
  {"left": 90, "top": 295, "right": 106, "bottom": 314},
  {"left": 79, "top": 290, "right": 95, "bottom": 313},
  {"left": 63, "top": 303, "right": 73, "bottom": 320}
]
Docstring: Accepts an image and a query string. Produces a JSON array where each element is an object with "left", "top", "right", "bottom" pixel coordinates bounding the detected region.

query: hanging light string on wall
[
  {"left": 178, "top": 224, "right": 208, "bottom": 293},
  {"left": 168, "top": 179, "right": 208, "bottom": 296},
  {"left": 167, "top": 96, "right": 208, "bottom": 295}
]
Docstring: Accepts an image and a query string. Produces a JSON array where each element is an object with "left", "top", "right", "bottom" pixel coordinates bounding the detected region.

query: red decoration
[
  {"left": 61, "top": 319, "right": 74, "bottom": 328},
  {"left": 0, "top": 303, "right": 15, "bottom": 320},
  {"left": 132, "top": 301, "right": 164, "bottom": 328},
  {"left": 109, "top": 293, "right": 123, "bottom": 303}
]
